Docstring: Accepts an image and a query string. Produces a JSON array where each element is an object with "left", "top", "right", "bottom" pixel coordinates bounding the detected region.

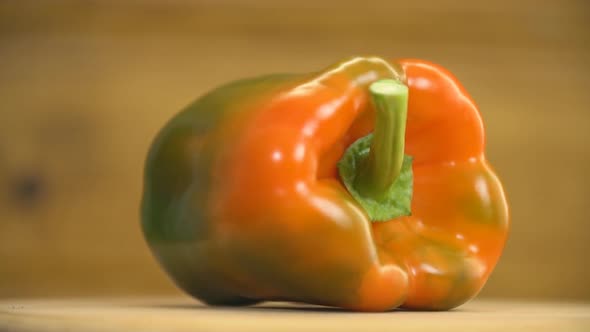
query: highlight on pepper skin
[{"left": 141, "top": 56, "right": 509, "bottom": 312}]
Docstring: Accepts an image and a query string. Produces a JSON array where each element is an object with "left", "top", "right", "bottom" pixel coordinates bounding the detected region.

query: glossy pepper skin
[{"left": 141, "top": 57, "right": 509, "bottom": 311}]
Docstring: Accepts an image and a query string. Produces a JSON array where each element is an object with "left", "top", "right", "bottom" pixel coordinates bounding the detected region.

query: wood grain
[
  {"left": 0, "top": 0, "right": 589, "bottom": 299},
  {"left": 0, "top": 297, "right": 589, "bottom": 332}
]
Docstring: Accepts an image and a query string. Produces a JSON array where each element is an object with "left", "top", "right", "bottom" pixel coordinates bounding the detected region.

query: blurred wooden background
[{"left": 0, "top": 0, "right": 588, "bottom": 300}]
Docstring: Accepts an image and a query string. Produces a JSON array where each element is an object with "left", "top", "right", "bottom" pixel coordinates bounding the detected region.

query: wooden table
[{"left": 0, "top": 297, "right": 588, "bottom": 332}]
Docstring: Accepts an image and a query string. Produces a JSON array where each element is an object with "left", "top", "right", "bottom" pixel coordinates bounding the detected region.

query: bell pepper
[{"left": 141, "top": 56, "right": 509, "bottom": 312}]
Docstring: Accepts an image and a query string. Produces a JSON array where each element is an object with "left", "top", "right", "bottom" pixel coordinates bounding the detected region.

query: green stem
[{"left": 354, "top": 79, "right": 409, "bottom": 200}]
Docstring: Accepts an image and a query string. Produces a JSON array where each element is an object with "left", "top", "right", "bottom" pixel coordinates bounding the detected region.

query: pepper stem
[{"left": 354, "top": 79, "right": 409, "bottom": 200}]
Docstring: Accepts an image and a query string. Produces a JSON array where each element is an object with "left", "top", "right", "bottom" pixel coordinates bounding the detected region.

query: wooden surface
[
  {"left": 0, "top": 297, "right": 588, "bottom": 332},
  {"left": 1, "top": 0, "right": 590, "bottom": 300}
]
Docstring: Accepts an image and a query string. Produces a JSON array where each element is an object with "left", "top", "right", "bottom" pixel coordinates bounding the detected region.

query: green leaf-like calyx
[{"left": 338, "top": 133, "right": 413, "bottom": 222}]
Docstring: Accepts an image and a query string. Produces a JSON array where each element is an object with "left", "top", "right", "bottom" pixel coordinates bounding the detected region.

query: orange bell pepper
[{"left": 141, "top": 56, "right": 509, "bottom": 311}]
